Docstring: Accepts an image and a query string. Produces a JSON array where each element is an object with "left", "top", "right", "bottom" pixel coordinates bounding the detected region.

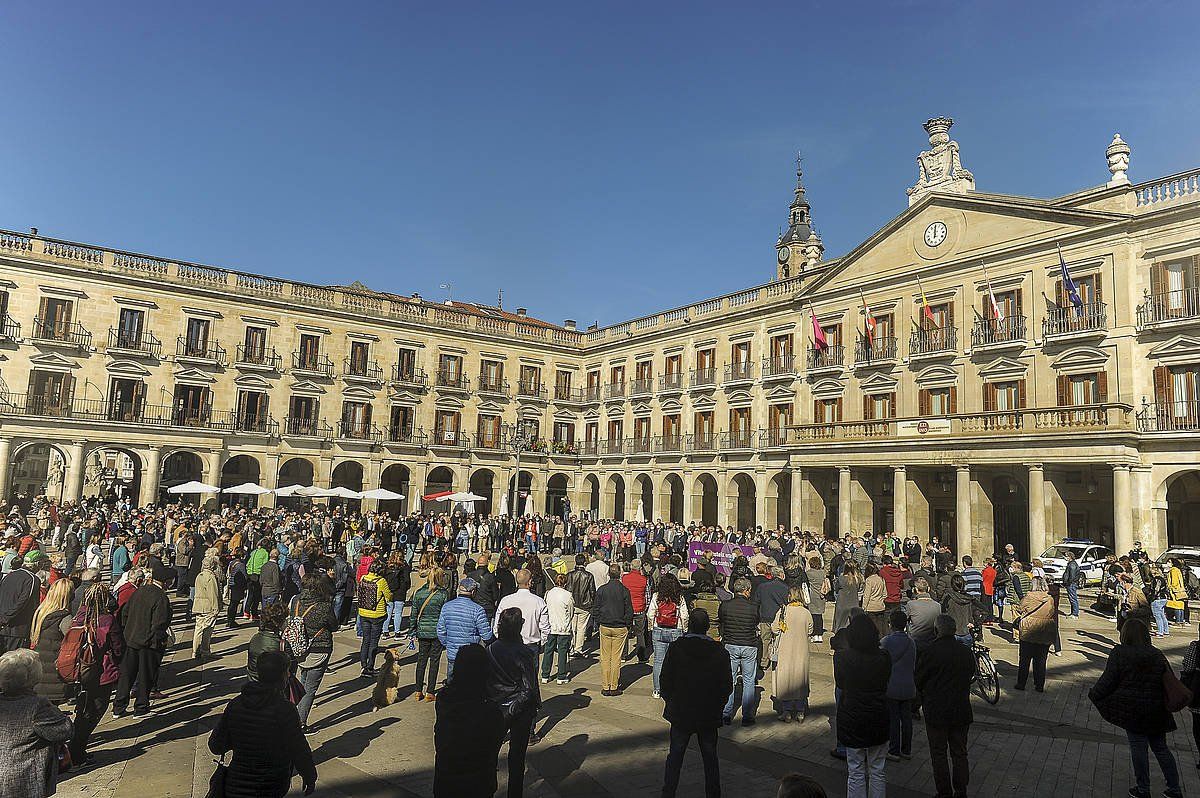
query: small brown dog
[{"left": 371, "top": 647, "right": 405, "bottom": 710}]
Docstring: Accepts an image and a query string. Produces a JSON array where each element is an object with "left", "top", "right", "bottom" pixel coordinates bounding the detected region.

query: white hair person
[{"left": 0, "top": 648, "right": 40, "bottom": 696}]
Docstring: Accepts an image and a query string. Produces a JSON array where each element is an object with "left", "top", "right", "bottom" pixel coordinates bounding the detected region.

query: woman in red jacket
[
  {"left": 981, "top": 560, "right": 997, "bottom": 623},
  {"left": 70, "top": 583, "right": 126, "bottom": 765}
]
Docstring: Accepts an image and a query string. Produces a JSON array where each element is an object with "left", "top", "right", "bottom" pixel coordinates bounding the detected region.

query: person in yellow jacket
[
  {"left": 1167, "top": 558, "right": 1189, "bottom": 625},
  {"left": 357, "top": 560, "right": 393, "bottom": 678}
]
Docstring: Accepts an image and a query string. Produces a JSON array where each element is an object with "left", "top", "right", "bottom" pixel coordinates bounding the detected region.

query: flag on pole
[
  {"left": 916, "top": 275, "right": 938, "bottom": 327},
  {"left": 810, "top": 306, "right": 828, "bottom": 351},
  {"left": 982, "top": 264, "right": 1005, "bottom": 323},
  {"left": 859, "top": 289, "right": 877, "bottom": 341},
  {"left": 1057, "top": 244, "right": 1084, "bottom": 316}
]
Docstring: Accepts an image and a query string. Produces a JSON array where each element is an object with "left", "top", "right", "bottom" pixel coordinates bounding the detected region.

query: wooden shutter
[
  {"left": 1154, "top": 365, "right": 1172, "bottom": 406},
  {"left": 888, "top": 393, "right": 896, "bottom": 419},
  {"left": 983, "top": 383, "right": 996, "bottom": 412},
  {"left": 1094, "top": 273, "right": 1103, "bottom": 302},
  {"left": 863, "top": 394, "right": 873, "bottom": 420},
  {"left": 1151, "top": 262, "right": 1167, "bottom": 297},
  {"left": 1096, "top": 370, "right": 1108, "bottom": 403},
  {"left": 62, "top": 374, "right": 75, "bottom": 410},
  {"left": 1017, "top": 379, "right": 1027, "bottom": 409},
  {"left": 1056, "top": 374, "right": 1069, "bottom": 406},
  {"left": 835, "top": 397, "right": 843, "bottom": 421},
  {"left": 946, "top": 302, "right": 955, "bottom": 329},
  {"left": 1054, "top": 280, "right": 1064, "bottom": 308},
  {"left": 918, "top": 389, "right": 930, "bottom": 417},
  {"left": 948, "top": 386, "right": 957, "bottom": 414},
  {"left": 1014, "top": 290, "right": 1023, "bottom": 315}
]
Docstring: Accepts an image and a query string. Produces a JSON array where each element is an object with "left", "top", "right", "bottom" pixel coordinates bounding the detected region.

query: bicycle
[{"left": 971, "top": 627, "right": 1000, "bottom": 704}]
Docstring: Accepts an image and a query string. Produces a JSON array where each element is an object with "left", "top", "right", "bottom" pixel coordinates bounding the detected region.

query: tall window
[
  {"left": 37, "top": 297, "right": 72, "bottom": 337},
  {"left": 435, "top": 410, "right": 461, "bottom": 443},
  {"left": 984, "top": 380, "right": 1025, "bottom": 412},
  {"left": 396, "top": 348, "right": 417, "bottom": 380},
  {"left": 863, "top": 392, "right": 896, "bottom": 420},
  {"left": 729, "top": 407, "right": 752, "bottom": 446},
  {"left": 1057, "top": 372, "right": 1107, "bottom": 406},
  {"left": 1152, "top": 257, "right": 1200, "bottom": 315},
  {"left": 477, "top": 414, "right": 502, "bottom": 447},
  {"left": 27, "top": 370, "right": 74, "bottom": 414},
  {"left": 814, "top": 397, "right": 842, "bottom": 424},
  {"left": 108, "top": 377, "right": 145, "bottom": 420},
  {"left": 480, "top": 359, "right": 503, "bottom": 390},
  {"left": 185, "top": 318, "right": 210, "bottom": 355},
  {"left": 237, "top": 391, "right": 270, "bottom": 430},
  {"left": 520, "top": 364, "right": 541, "bottom": 393},
  {"left": 349, "top": 341, "right": 370, "bottom": 375},
  {"left": 288, "top": 396, "right": 319, "bottom": 434},
  {"left": 389, "top": 405, "right": 414, "bottom": 440},
  {"left": 116, "top": 308, "right": 145, "bottom": 348},
  {"left": 341, "top": 401, "right": 372, "bottom": 436},
  {"left": 662, "top": 414, "right": 681, "bottom": 443},
  {"left": 918, "top": 387, "right": 956, "bottom": 416},
  {"left": 173, "top": 384, "right": 212, "bottom": 425},
  {"left": 610, "top": 365, "right": 625, "bottom": 386},
  {"left": 608, "top": 418, "right": 623, "bottom": 439},
  {"left": 439, "top": 354, "right": 463, "bottom": 384},
  {"left": 633, "top": 417, "right": 652, "bottom": 447},
  {"left": 555, "top": 369, "right": 572, "bottom": 399},
  {"left": 1154, "top": 365, "right": 1200, "bottom": 428},
  {"left": 694, "top": 411, "right": 714, "bottom": 447},
  {"left": 634, "top": 361, "right": 653, "bottom": 389},
  {"left": 298, "top": 333, "right": 320, "bottom": 368},
  {"left": 553, "top": 421, "right": 575, "bottom": 444},
  {"left": 586, "top": 369, "right": 601, "bottom": 399},
  {"left": 696, "top": 348, "right": 715, "bottom": 373}
]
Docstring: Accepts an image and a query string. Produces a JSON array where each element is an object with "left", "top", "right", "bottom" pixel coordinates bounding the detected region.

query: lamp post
[{"left": 506, "top": 423, "right": 531, "bottom": 519}]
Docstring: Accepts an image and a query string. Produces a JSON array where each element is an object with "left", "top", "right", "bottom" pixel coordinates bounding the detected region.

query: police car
[
  {"left": 1038, "top": 539, "right": 1111, "bottom": 586},
  {"left": 1155, "top": 547, "right": 1200, "bottom": 592}
]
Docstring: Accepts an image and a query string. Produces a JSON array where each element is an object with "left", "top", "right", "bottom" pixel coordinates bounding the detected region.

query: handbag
[
  {"left": 205, "top": 756, "right": 227, "bottom": 798},
  {"left": 286, "top": 673, "right": 306, "bottom": 705},
  {"left": 1164, "top": 666, "right": 1193, "bottom": 713}
]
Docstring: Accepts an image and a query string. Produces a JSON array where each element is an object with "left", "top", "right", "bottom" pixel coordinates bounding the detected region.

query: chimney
[
  {"left": 410, "top": 292, "right": 421, "bottom": 301},
  {"left": 563, "top": 319, "right": 577, "bottom": 330},
  {"left": 515, "top": 307, "right": 527, "bottom": 318},
  {"left": 29, "top": 227, "right": 38, "bottom": 236},
  {"left": 587, "top": 322, "right": 599, "bottom": 331}
]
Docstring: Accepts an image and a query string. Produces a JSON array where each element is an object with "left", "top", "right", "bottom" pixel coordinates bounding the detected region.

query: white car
[
  {"left": 1156, "top": 547, "right": 1200, "bottom": 590},
  {"left": 1038, "top": 540, "right": 1112, "bottom": 586}
]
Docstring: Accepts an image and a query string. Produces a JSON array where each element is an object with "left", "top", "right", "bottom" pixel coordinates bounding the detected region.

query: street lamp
[{"left": 505, "top": 422, "right": 532, "bottom": 518}]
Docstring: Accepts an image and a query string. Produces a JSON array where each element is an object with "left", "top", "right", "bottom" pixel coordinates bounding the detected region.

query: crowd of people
[{"left": 0, "top": 491, "right": 1196, "bottom": 798}]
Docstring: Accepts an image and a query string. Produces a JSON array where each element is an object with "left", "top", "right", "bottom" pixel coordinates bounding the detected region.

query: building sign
[{"left": 897, "top": 418, "right": 952, "bottom": 437}]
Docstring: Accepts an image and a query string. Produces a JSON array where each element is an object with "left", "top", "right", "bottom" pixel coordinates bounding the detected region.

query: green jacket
[
  {"left": 411, "top": 585, "right": 449, "bottom": 639},
  {"left": 247, "top": 547, "right": 269, "bottom": 576}
]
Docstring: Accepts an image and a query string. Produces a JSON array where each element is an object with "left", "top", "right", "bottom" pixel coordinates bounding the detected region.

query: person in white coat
[
  {"left": 494, "top": 569, "right": 551, "bottom": 649},
  {"left": 541, "top": 572, "right": 575, "bottom": 683}
]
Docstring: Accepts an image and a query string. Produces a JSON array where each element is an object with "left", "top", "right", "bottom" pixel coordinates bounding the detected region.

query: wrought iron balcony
[
  {"left": 0, "top": 314, "right": 19, "bottom": 341},
  {"left": 724, "top": 361, "right": 755, "bottom": 383},
  {"left": 386, "top": 425, "right": 425, "bottom": 445},
  {"left": 343, "top": 358, "right": 383, "bottom": 381},
  {"left": 435, "top": 370, "right": 469, "bottom": 390},
  {"left": 236, "top": 344, "right": 282, "bottom": 369},
  {"left": 721, "top": 430, "right": 755, "bottom": 450},
  {"left": 690, "top": 368, "right": 717, "bottom": 388},
  {"left": 477, "top": 376, "right": 510, "bottom": 396},
  {"left": 579, "top": 440, "right": 599, "bottom": 456},
  {"left": 971, "top": 316, "right": 1027, "bottom": 348},
  {"left": 762, "top": 355, "right": 796, "bottom": 378},
  {"left": 33, "top": 317, "right": 92, "bottom": 349},
  {"left": 291, "top": 352, "right": 334, "bottom": 376},
  {"left": 807, "top": 344, "right": 844, "bottom": 371},
  {"left": 600, "top": 438, "right": 627, "bottom": 455},
  {"left": 517, "top": 381, "right": 547, "bottom": 399},
  {"left": 108, "top": 328, "right": 162, "bottom": 356},
  {"left": 1138, "top": 400, "right": 1200, "bottom": 432},
  {"left": 583, "top": 386, "right": 602, "bottom": 402},
  {"left": 605, "top": 381, "right": 626, "bottom": 399},
  {"left": 177, "top": 336, "right": 226, "bottom": 363},
  {"left": 284, "top": 416, "right": 333, "bottom": 437},
  {"left": 1137, "top": 289, "right": 1200, "bottom": 328},
  {"left": 474, "top": 431, "right": 504, "bottom": 450},
  {"left": 554, "top": 384, "right": 584, "bottom": 402},
  {"left": 688, "top": 432, "right": 717, "bottom": 452},
  {"left": 760, "top": 427, "right": 790, "bottom": 447},
  {"left": 659, "top": 372, "right": 684, "bottom": 392},
  {"left": 909, "top": 326, "right": 957, "bottom": 356},
  {"left": 656, "top": 434, "right": 684, "bottom": 453},
  {"left": 629, "top": 436, "right": 653, "bottom": 455},
  {"left": 337, "top": 420, "right": 381, "bottom": 442},
  {"left": 234, "top": 414, "right": 278, "bottom": 435},
  {"left": 854, "top": 337, "right": 897, "bottom": 364},
  {"left": 431, "top": 428, "right": 468, "bottom": 447},
  {"left": 390, "top": 365, "right": 427, "bottom": 387},
  {"left": 1043, "top": 302, "right": 1106, "bottom": 338}
]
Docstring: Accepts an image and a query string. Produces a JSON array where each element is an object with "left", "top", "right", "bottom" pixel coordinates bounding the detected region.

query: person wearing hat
[
  {"left": 0, "top": 551, "right": 41, "bottom": 653},
  {"left": 436, "top": 576, "right": 494, "bottom": 680}
]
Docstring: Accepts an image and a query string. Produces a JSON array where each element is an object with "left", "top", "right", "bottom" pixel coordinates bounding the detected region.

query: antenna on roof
[{"left": 497, "top": 288, "right": 503, "bottom": 310}]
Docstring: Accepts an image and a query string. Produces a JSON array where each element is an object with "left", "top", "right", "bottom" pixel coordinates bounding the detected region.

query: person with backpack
[
  {"left": 291, "top": 575, "right": 338, "bottom": 732},
  {"left": 30, "top": 578, "right": 75, "bottom": 704},
  {"left": 356, "top": 559, "right": 392, "bottom": 679},
  {"left": 648, "top": 573, "right": 689, "bottom": 699},
  {"left": 66, "top": 583, "right": 124, "bottom": 765},
  {"left": 113, "top": 571, "right": 172, "bottom": 718}
]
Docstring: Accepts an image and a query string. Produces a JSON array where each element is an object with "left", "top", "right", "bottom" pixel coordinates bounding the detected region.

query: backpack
[
  {"left": 282, "top": 604, "right": 317, "bottom": 660},
  {"left": 56, "top": 623, "right": 96, "bottom": 683},
  {"left": 655, "top": 599, "right": 679, "bottom": 629},
  {"left": 356, "top": 575, "right": 380, "bottom": 612}
]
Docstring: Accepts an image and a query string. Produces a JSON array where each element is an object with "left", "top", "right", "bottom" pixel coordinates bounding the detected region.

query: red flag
[{"left": 811, "top": 308, "right": 828, "bottom": 351}]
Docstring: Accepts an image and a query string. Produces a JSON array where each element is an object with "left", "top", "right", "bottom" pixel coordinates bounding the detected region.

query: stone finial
[
  {"left": 908, "top": 116, "right": 975, "bottom": 206},
  {"left": 803, "top": 232, "right": 824, "bottom": 268},
  {"left": 1106, "top": 133, "right": 1131, "bottom": 186}
]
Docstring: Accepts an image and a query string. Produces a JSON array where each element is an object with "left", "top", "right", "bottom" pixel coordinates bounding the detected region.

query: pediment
[
  {"left": 725, "top": 389, "right": 753, "bottom": 404},
  {"left": 765, "top": 385, "right": 796, "bottom": 401},
  {"left": 1148, "top": 335, "right": 1200, "bottom": 366},
  {"left": 859, "top": 372, "right": 898, "bottom": 392},
  {"left": 290, "top": 380, "right": 326, "bottom": 396},
  {"left": 811, "top": 377, "right": 845, "bottom": 398},
  {"left": 476, "top": 400, "right": 506, "bottom": 413},
  {"left": 914, "top": 365, "right": 959, "bottom": 387},
  {"left": 104, "top": 358, "right": 151, "bottom": 377},
  {"left": 632, "top": 402, "right": 652, "bottom": 416},
  {"left": 173, "top": 367, "right": 215, "bottom": 385},
  {"left": 583, "top": 407, "right": 601, "bottom": 421},
  {"left": 342, "top": 385, "right": 377, "bottom": 401},
  {"left": 978, "top": 356, "right": 1029, "bottom": 381},
  {"left": 434, "top": 395, "right": 465, "bottom": 410},
  {"left": 807, "top": 192, "right": 1128, "bottom": 298},
  {"left": 691, "top": 394, "right": 718, "bottom": 411},
  {"left": 233, "top": 373, "right": 273, "bottom": 390},
  {"left": 1051, "top": 345, "right": 1109, "bottom": 373},
  {"left": 29, "top": 352, "right": 79, "bottom": 370},
  {"left": 660, "top": 397, "right": 683, "bottom": 413},
  {"left": 553, "top": 409, "right": 580, "bottom": 421}
]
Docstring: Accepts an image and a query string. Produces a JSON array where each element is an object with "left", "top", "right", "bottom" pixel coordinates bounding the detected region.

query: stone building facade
[{"left": 2, "top": 118, "right": 1200, "bottom": 560}]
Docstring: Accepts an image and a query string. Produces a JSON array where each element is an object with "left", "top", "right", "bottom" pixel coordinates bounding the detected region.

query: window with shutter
[
  {"left": 948, "top": 386, "right": 957, "bottom": 414},
  {"left": 918, "top": 389, "right": 930, "bottom": 417}
]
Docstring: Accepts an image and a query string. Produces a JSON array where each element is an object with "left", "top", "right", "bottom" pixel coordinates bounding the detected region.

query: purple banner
[{"left": 687, "top": 541, "right": 755, "bottom": 576}]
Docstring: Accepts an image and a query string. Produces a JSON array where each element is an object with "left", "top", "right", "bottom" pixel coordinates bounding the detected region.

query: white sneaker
[
  {"left": 652, "top": 691, "right": 661, "bottom": 699},
  {"left": 540, "top": 677, "right": 550, "bottom": 684},
  {"left": 556, "top": 678, "right": 569, "bottom": 685}
]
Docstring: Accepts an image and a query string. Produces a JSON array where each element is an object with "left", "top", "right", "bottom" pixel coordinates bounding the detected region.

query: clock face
[
  {"left": 923, "top": 221, "right": 948, "bottom": 247},
  {"left": 778, "top": 247, "right": 790, "bottom": 263}
]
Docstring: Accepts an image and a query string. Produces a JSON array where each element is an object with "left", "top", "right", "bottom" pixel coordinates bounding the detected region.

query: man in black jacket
[
  {"left": 0, "top": 553, "right": 41, "bottom": 653},
  {"left": 752, "top": 566, "right": 789, "bottom": 670},
  {"left": 660, "top": 608, "right": 731, "bottom": 798},
  {"left": 593, "top": 564, "right": 632, "bottom": 696},
  {"left": 718, "top": 577, "right": 760, "bottom": 725},
  {"left": 114, "top": 573, "right": 174, "bottom": 717},
  {"left": 914, "top": 614, "right": 975, "bottom": 798},
  {"left": 566, "top": 555, "right": 596, "bottom": 656},
  {"left": 467, "top": 555, "right": 500, "bottom": 621}
]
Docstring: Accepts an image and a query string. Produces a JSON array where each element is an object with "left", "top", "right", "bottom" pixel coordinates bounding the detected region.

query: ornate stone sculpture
[
  {"left": 907, "top": 117, "right": 975, "bottom": 206},
  {"left": 1106, "top": 133, "right": 1131, "bottom": 186}
]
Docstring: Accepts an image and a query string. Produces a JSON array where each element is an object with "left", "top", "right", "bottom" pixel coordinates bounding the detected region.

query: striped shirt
[{"left": 961, "top": 567, "right": 984, "bottom": 597}]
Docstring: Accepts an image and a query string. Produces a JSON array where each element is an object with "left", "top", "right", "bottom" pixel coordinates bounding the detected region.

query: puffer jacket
[
  {"left": 1089, "top": 643, "right": 1176, "bottom": 735},
  {"left": 718, "top": 595, "right": 759, "bottom": 647},
  {"left": 33, "top": 609, "right": 73, "bottom": 703},
  {"left": 208, "top": 681, "right": 317, "bottom": 798},
  {"left": 436, "top": 596, "right": 493, "bottom": 661},
  {"left": 295, "top": 590, "right": 338, "bottom": 662},
  {"left": 545, "top": 586, "right": 575, "bottom": 635},
  {"left": 356, "top": 572, "right": 392, "bottom": 620},
  {"left": 411, "top": 585, "right": 450, "bottom": 640}
]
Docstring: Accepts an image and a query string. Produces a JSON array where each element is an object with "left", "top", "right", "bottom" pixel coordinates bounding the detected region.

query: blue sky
[{"left": 1, "top": 2, "right": 1197, "bottom": 327}]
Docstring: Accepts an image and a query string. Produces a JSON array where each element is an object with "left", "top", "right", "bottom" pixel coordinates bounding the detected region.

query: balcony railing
[
  {"left": 909, "top": 326, "right": 957, "bottom": 356},
  {"left": 474, "top": 432, "right": 504, "bottom": 450},
  {"left": 337, "top": 421, "right": 381, "bottom": 442},
  {"left": 691, "top": 368, "right": 717, "bottom": 387},
  {"left": 477, "top": 376, "right": 510, "bottom": 396},
  {"left": 391, "top": 365, "right": 427, "bottom": 387},
  {"left": 436, "top": 370, "right": 469, "bottom": 390},
  {"left": 790, "top": 403, "right": 1130, "bottom": 442},
  {"left": 386, "top": 425, "right": 424, "bottom": 445},
  {"left": 554, "top": 385, "right": 584, "bottom": 402},
  {"left": 722, "top": 430, "right": 755, "bottom": 450},
  {"left": 724, "top": 361, "right": 755, "bottom": 383},
  {"left": 971, "top": 316, "right": 1027, "bottom": 348},
  {"left": 584, "top": 386, "right": 602, "bottom": 402},
  {"left": 807, "top": 345, "right": 844, "bottom": 370},
  {"left": 517, "top": 381, "right": 547, "bottom": 399},
  {"left": 600, "top": 438, "right": 626, "bottom": 455},
  {"left": 659, "top": 372, "right": 684, "bottom": 391},
  {"left": 236, "top": 344, "right": 282, "bottom": 369},
  {"left": 549, "top": 439, "right": 579, "bottom": 455},
  {"left": 176, "top": 336, "right": 226, "bottom": 363},
  {"left": 108, "top": 328, "right": 162, "bottom": 356},
  {"left": 1137, "top": 289, "right": 1200, "bottom": 328},
  {"left": 0, "top": 314, "right": 19, "bottom": 340},
  {"left": 657, "top": 434, "right": 684, "bottom": 453},
  {"left": 626, "top": 436, "right": 651, "bottom": 455},
  {"left": 172, "top": 406, "right": 235, "bottom": 429},
  {"left": 605, "top": 381, "right": 626, "bottom": 399},
  {"left": 579, "top": 440, "right": 599, "bottom": 456},
  {"left": 292, "top": 352, "right": 334, "bottom": 376},
  {"left": 33, "top": 318, "right": 92, "bottom": 349},
  {"left": 854, "top": 337, "right": 897, "bottom": 364},
  {"left": 629, "top": 378, "right": 654, "bottom": 396},
  {"left": 234, "top": 414, "right": 278, "bottom": 435},
  {"left": 1139, "top": 400, "right": 1200, "bottom": 432},
  {"left": 0, "top": 394, "right": 211, "bottom": 428},
  {"left": 431, "top": 429, "right": 468, "bottom": 448},
  {"left": 759, "top": 427, "right": 790, "bottom": 447},
  {"left": 343, "top": 358, "right": 383, "bottom": 381},
  {"left": 1043, "top": 302, "right": 1107, "bottom": 337},
  {"left": 284, "top": 417, "right": 332, "bottom": 438},
  {"left": 762, "top": 355, "right": 796, "bottom": 377},
  {"left": 689, "top": 432, "right": 717, "bottom": 452}
]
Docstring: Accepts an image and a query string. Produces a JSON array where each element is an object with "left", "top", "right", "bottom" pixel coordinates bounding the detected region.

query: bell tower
[{"left": 776, "top": 154, "right": 823, "bottom": 280}]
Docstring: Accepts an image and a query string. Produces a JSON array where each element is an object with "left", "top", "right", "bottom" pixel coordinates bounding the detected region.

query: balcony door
[
  {"left": 289, "top": 395, "right": 319, "bottom": 434},
  {"left": 38, "top": 297, "right": 72, "bottom": 337},
  {"left": 390, "top": 405, "right": 415, "bottom": 440},
  {"left": 109, "top": 378, "right": 145, "bottom": 421},
  {"left": 117, "top": 308, "right": 145, "bottom": 348},
  {"left": 185, "top": 318, "right": 210, "bottom": 356},
  {"left": 173, "top": 384, "right": 211, "bottom": 425},
  {"left": 237, "top": 391, "right": 270, "bottom": 430},
  {"left": 298, "top": 334, "right": 321, "bottom": 368},
  {"left": 244, "top": 326, "right": 267, "bottom": 361},
  {"left": 27, "top": 370, "right": 74, "bottom": 415}
]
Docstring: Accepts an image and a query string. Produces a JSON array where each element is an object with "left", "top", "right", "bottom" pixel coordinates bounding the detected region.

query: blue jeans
[
  {"left": 635, "top": 540, "right": 646, "bottom": 558},
  {"left": 384, "top": 600, "right": 405, "bottom": 635},
  {"left": 1066, "top": 583, "right": 1080, "bottom": 616},
  {"left": 652, "top": 627, "right": 682, "bottom": 694},
  {"left": 1152, "top": 599, "right": 1170, "bottom": 636},
  {"left": 722, "top": 644, "right": 758, "bottom": 721},
  {"left": 525, "top": 534, "right": 538, "bottom": 553},
  {"left": 887, "top": 697, "right": 912, "bottom": 755},
  {"left": 332, "top": 592, "right": 346, "bottom": 623},
  {"left": 296, "top": 661, "right": 328, "bottom": 727},
  {"left": 1126, "top": 731, "right": 1181, "bottom": 794}
]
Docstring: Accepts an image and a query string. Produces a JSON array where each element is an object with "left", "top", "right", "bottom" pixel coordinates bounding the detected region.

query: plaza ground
[{"left": 57, "top": 595, "right": 1200, "bottom": 798}]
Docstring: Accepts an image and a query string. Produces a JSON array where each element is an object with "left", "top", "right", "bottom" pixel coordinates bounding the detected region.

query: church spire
[
  {"left": 781, "top": 153, "right": 812, "bottom": 244},
  {"left": 775, "top": 153, "right": 822, "bottom": 280}
]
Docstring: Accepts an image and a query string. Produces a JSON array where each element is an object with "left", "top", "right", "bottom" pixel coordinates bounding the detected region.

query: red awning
[{"left": 422, "top": 490, "right": 453, "bottom": 502}]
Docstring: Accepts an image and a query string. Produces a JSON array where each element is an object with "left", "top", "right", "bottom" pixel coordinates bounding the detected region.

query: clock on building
[
  {"left": 778, "top": 247, "right": 790, "bottom": 263},
  {"left": 923, "top": 221, "right": 948, "bottom": 247}
]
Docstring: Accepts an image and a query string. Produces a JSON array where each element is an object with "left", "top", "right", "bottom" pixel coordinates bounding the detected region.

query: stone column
[
  {"left": 623, "top": 472, "right": 637, "bottom": 522},
  {"left": 789, "top": 467, "right": 804, "bottom": 533},
  {"left": 955, "top": 466, "right": 972, "bottom": 559},
  {"left": 893, "top": 466, "right": 908, "bottom": 538},
  {"left": 838, "top": 467, "right": 852, "bottom": 537},
  {"left": 260, "top": 453, "right": 280, "bottom": 509},
  {"left": 718, "top": 473, "right": 734, "bottom": 529},
  {"left": 63, "top": 441, "right": 87, "bottom": 504},
  {"left": 755, "top": 473, "right": 769, "bottom": 531},
  {"left": 0, "top": 437, "right": 12, "bottom": 504},
  {"left": 204, "top": 450, "right": 225, "bottom": 490},
  {"left": 364, "top": 458, "right": 382, "bottom": 513},
  {"left": 1114, "top": 464, "right": 1133, "bottom": 555},
  {"left": 139, "top": 446, "right": 162, "bottom": 507},
  {"left": 1028, "top": 464, "right": 1046, "bottom": 559}
]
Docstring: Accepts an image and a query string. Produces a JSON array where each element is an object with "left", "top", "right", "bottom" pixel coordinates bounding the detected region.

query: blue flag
[{"left": 1058, "top": 244, "right": 1084, "bottom": 316}]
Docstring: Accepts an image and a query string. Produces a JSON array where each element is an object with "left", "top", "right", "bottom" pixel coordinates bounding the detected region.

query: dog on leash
[{"left": 371, "top": 647, "right": 405, "bottom": 710}]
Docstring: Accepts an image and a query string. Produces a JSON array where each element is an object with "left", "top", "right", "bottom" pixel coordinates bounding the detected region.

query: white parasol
[
  {"left": 523, "top": 492, "right": 535, "bottom": 516},
  {"left": 167, "top": 480, "right": 220, "bottom": 494},
  {"left": 359, "top": 488, "right": 406, "bottom": 500},
  {"left": 325, "top": 486, "right": 364, "bottom": 499},
  {"left": 222, "top": 482, "right": 272, "bottom": 495},
  {"left": 272, "top": 484, "right": 311, "bottom": 497}
]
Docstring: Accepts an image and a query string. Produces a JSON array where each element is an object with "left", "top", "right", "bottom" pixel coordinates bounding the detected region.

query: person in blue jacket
[{"left": 437, "top": 577, "right": 494, "bottom": 679}]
